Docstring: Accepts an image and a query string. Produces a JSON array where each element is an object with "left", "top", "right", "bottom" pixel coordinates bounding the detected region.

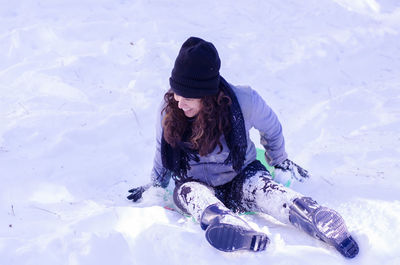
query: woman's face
[{"left": 174, "top": 93, "right": 202, "bottom": 118}]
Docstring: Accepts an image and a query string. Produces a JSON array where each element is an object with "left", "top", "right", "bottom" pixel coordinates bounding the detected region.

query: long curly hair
[{"left": 162, "top": 89, "right": 232, "bottom": 156}]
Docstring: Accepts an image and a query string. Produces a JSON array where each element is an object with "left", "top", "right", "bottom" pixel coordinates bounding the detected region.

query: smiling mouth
[{"left": 182, "top": 109, "right": 196, "bottom": 117}]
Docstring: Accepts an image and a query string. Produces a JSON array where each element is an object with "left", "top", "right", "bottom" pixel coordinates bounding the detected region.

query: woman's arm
[
  {"left": 250, "top": 88, "right": 288, "bottom": 166},
  {"left": 248, "top": 88, "right": 310, "bottom": 184}
]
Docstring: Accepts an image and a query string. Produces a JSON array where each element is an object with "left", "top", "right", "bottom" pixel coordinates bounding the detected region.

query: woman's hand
[
  {"left": 274, "top": 159, "right": 310, "bottom": 183},
  {"left": 127, "top": 183, "right": 152, "bottom": 202}
]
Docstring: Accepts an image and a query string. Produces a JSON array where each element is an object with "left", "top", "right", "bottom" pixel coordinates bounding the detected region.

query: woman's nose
[{"left": 177, "top": 99, "right": 186, "bottom": 109}]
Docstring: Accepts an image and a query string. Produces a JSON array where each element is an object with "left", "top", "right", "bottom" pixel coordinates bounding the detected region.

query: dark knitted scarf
[{"left": 161, "top": 77, "right": 247, "bottom": 182}]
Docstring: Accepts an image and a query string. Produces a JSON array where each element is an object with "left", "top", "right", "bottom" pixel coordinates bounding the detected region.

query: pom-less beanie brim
[{"left": 169, "top": 76, "right": 220, "bottom": 98}]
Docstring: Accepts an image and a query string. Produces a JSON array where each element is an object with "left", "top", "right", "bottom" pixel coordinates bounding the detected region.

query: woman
[{"left": 128, "top": 37, "right": 359, "bottom": 258}]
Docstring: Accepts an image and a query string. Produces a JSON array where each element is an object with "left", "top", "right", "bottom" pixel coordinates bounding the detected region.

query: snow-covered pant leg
[
  {"left": 173, "top": 180, "right": 270, "bottom": 252},
  {"left": 239, "top": 161, "right": 359, "bottom": 258},
  {"left": 173, "top": 181, "right": 223, "bottom": 222},
  {"left": 241, "top": 170, "right": 302, "bottom": 224}
]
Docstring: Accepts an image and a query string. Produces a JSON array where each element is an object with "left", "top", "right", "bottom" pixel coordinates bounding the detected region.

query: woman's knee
[
  {"left": 173, "top": 181, "right": 217, "bottom": 215},
  {"left": 173, "top": 181, "right": 213, "bottom": 199}
]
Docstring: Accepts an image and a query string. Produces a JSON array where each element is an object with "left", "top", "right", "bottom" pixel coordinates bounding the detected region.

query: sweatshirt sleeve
[
  {"left": 150, "top": 101, "right": 172, "bottom": 188},
  {"left": 250, "top": 88, "right": 288, "bottom": 166}
]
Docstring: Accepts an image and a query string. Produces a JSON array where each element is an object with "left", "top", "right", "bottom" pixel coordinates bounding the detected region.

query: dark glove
[
  {"left": 127, "top": 184, "right": 151, "bottom": 202},
  {"left": 275, "top": 159, "right": 310, "bottom": 183}
]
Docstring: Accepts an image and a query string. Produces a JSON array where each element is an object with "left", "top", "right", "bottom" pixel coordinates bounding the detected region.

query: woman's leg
[
  {"left": 173, "top": 181, "right": 269, "bottom": 252},
  {"left": 239, "top": 164, "right": 359, "bottom": 258},
  {"left": 173, "top": 181, "right": 221, "bottom": 221},
  {"left": 241, "top": 170, "right": 301, "bottom": 223}
]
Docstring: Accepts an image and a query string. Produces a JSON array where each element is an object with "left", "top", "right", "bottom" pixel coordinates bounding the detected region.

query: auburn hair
[{"left": 162, "top": 90, "right": 232, "bottom": 156}]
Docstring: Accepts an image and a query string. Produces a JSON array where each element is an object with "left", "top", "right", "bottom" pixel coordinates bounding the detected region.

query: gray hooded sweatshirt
[{"left": 151, "top": 84, "right": 288, "bottom": 187}]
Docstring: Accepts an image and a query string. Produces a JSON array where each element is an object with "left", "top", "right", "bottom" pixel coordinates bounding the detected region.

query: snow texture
[
  {"left": 242, "top": 172, "right": 301, "bottom": 224},
  {"left": 1, "top": 0, "right": 400, "bottom": 264},
  {"left": 174, "top": 182, "right": 221, "bottom": 222}
]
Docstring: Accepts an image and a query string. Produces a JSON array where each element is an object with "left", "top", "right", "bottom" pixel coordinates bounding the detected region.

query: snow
[{"left": 1, "top": 0, "right": 400, "bottom": 264}]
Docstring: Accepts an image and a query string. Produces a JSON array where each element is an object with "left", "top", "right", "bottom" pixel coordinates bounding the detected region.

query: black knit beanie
[{"left": 169, "top": 37, "right": 221, "bottom": 98}]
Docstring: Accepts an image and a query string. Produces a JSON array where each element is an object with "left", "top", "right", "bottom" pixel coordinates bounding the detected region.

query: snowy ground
[{"left": 1, "top": 0, "right": 400, "bottom": 264}]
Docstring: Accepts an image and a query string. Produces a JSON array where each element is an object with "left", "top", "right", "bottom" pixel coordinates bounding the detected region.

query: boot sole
[
  {"left": 313, "top": 208, "right": 359, "bottom": 258},
  {"left": 205, "top": 223, "right": 269, "bottom": 252}
]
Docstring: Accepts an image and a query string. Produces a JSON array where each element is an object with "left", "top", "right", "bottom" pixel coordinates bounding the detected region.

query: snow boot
[
  {"left": 289, "top": 197, "right": 359, "bottom": 258},
  {"left": 200, "top": 203, "right": 269, "bottom": 252}
]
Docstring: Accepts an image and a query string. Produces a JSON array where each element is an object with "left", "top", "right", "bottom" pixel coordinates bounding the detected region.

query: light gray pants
[{"left": 173, "top": 169, "right": 302, "bottom": 223}]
